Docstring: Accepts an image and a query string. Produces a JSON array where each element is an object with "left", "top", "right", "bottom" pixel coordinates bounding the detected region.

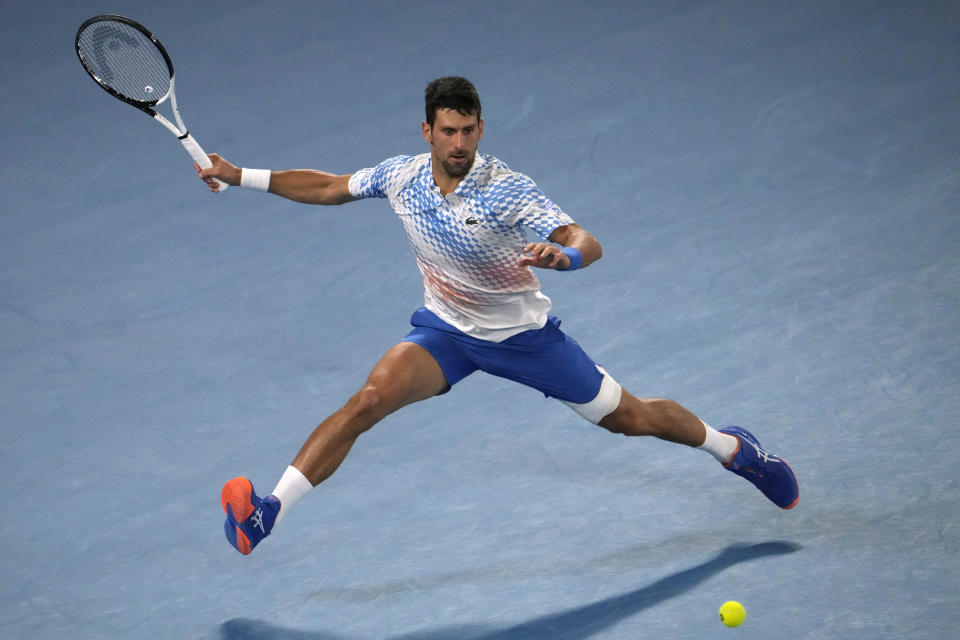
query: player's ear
[
  {"left": 478, "top": 118, "right": 484, "bottom": 140},
  {"left": 421, "top": 121, "right": 432, "bottom": 144}
]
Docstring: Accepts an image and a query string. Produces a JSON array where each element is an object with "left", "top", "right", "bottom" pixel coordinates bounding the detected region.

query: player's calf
[{"left": 598, "top": 394, "right": 710, "bottom": 447}]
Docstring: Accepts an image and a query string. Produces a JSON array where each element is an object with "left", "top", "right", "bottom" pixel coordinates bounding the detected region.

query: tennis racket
[{"left": 75, "top": 15, "right": 227, "bottom": 191}]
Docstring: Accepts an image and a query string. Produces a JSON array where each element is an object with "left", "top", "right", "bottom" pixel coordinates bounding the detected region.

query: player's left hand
[{"left": 519, "top": 243, "right": 571, "bottom": 270}]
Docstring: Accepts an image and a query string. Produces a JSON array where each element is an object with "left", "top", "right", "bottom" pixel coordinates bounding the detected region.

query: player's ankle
[
  {"left": 271, "top": 465, "right": 313, "bottom": 523},
  {"left": 698, "top": 422, "right": 739, "bottom": 464}
]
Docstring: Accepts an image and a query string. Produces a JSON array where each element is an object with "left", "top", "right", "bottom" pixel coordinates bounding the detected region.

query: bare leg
[
  {"left": 292, "top": 342, "right": 449, "bottom": 485},
  {"left": 595, "top": 389, "right": 799, "bottom": 508},
  {"left": 221, "top": 342, "right": 449, "bottom": 554},
  {"left": 598, "top": 389, "right": 707, "bottom": 447}
]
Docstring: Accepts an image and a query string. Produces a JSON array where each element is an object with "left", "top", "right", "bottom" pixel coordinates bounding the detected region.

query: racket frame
[{"left": 75, "top": 15, "right": 227, "bottom": 190}]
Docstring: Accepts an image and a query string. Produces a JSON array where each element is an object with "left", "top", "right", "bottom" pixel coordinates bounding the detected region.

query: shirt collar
[{"left": 422, "top": 153, "right": 484, "bottom": 197}]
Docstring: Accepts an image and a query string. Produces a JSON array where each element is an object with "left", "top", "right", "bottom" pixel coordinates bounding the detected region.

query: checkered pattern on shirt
[{"left": 348, "top": 153, "right": 574, "bottom": 333}]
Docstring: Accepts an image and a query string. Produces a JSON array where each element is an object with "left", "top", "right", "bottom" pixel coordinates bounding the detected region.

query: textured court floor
[{"left": 2, "top": 1, "right": 958, "bottom": 638}]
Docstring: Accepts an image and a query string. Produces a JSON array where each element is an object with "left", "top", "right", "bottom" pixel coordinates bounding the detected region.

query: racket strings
[{"left": 77, "top": 21, "right": 171, "bottom": 104}]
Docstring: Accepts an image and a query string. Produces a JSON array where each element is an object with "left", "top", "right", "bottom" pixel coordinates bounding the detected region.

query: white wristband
[{"left": 240, "top": 168, "right": 271, "bottom": 191}]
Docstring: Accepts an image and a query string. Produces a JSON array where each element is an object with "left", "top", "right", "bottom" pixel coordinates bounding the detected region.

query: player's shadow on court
[{"left": 220, "top": 541, "right": 800, "bottom": 640}]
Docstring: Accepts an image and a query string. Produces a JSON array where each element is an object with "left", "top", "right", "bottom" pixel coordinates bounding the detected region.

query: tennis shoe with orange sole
[
  {"left": 720, "top": 427, "right": 799, "bottom": 509},
  {"left": 221, "top": 477, "right": 280, "bottom": 555}
]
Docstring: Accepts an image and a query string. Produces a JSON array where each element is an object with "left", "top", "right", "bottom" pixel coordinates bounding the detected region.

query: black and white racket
[{"left": 75, "top": 15, "right": 227, "bottom": 191}]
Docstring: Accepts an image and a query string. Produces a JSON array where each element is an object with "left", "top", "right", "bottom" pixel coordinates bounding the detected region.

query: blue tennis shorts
[{"left": 401, "top": 307, "right": 604, "bottom": 404}]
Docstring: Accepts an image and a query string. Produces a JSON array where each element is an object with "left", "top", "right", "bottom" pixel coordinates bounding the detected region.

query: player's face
[{"left": 422, "top": 109, "right": 484, "bottom": 178}]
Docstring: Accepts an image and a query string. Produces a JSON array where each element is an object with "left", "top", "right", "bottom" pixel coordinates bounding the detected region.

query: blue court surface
[{"left": 2, "top": 1, "right": 958, "bottom": 638}]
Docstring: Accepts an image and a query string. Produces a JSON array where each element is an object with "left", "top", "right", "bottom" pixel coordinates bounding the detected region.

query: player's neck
[{"left": 432, "top": 167, "right": 463, "bottom": 197}]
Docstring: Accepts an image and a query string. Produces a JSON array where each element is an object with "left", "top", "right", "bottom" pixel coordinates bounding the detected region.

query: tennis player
[{"left": 198, "top": 77, "right": 799, "bottom": 555}]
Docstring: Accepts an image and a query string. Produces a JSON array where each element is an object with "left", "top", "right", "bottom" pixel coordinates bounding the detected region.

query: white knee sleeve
[{"left": 561, "top": 366, "right": 622, "bottom": 424}]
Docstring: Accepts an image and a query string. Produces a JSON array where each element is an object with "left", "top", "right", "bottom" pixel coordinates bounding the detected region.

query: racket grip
[{"left": 180, "top": 133, "right": 229, "bottom": 192}]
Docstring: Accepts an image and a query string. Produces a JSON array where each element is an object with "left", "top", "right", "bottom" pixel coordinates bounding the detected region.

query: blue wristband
[{"left": 558, "top": 246, "right": 583, "bottom": 271}]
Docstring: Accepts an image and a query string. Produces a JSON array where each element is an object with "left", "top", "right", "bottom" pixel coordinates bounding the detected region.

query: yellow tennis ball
[{"left": 719, "top": 600, "right": 746, "bottom": 628}]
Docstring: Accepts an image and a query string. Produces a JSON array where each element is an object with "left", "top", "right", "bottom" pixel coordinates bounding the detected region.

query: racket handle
[{"left": 180, "top": 133, "right": 229, "bottom": 192}]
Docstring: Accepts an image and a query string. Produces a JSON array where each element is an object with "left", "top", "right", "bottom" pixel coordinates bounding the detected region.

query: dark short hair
[{"left": 424, "top": 76, "right": 482, "bottom": 126}]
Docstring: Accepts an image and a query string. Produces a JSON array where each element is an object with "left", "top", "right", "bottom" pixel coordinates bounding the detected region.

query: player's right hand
[{"left": 195, "top": 153, "right": 242, "bottom": 192}]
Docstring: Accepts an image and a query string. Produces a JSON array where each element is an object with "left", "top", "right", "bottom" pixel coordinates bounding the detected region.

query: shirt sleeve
[
  {"left": 488, "top": 172, "right": 575, "bottom": 240},
  {"left": 348, "top": 155, "right": 412, "bottom": 199}
]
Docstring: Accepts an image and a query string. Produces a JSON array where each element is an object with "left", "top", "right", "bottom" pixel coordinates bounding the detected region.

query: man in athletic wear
[{"left": 198, "top": 77, "right": 799, "bottom": 556}]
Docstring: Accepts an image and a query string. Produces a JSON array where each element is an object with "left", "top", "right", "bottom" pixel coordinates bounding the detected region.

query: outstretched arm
[
  {"left": 195, "top": 154, "right": 356, "bottom": 205},
  {"left": 519, "top": 223, "right": 602, "bottom": 270}
]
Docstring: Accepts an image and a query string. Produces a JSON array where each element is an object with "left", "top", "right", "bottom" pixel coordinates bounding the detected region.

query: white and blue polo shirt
[{"left": 348, "top": 152, "right": 575, "bottom": 341}]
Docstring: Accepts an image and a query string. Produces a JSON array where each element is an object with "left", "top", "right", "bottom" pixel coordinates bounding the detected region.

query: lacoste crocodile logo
[{"left": 465, "top": 217, "right": 479, "bottom": 225}]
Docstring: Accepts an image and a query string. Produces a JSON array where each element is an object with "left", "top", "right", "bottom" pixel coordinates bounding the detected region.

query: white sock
[
  {"left": 698, "top": 421, "right": 739, "bottom": 465},
  {"left": 271, "top": 465, "right": 313, "bottom": 524}
]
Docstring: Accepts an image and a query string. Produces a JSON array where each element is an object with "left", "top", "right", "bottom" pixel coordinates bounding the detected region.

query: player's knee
[
  {"left": 598, "top": 397, "right": 674, "bottom": 437},
  {"left": 344, "top": 384, "right": 391, "bottom": 429},
  {"left": 599, "top": 406, "right": 647, "bottom": 436}
]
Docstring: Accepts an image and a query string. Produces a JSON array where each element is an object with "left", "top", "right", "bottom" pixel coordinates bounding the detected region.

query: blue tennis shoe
[
  {"left": 221, "top": 477, "right": 280, "bottom": 554},
  {"left": 720, "top": 427, "right": 799, "bottom": 509}
]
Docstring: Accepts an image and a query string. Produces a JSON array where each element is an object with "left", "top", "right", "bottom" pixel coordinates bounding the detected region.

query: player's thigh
[
  {"left": 363, "top": 341, "right": 450, "bottom": 412},
  {"left": 476, "top": 325, "right": 603, "bottom": 405}
]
